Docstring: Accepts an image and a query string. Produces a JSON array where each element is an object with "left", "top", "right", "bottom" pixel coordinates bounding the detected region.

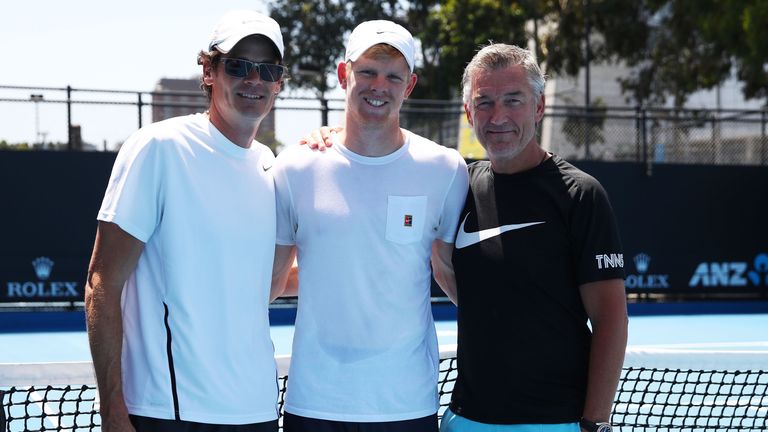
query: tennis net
[
  {"left": 2, "top": 346, "right": 766, "bottom": 431},
  {"left": 614, "top": 346, "right": 768, "bottom": 431}
]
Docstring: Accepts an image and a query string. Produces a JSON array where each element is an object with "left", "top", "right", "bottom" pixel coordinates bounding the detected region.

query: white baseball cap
[
  {"left": 208, "top": 10, "right": 285, "bottom": 59},
  {"left": 344, "top": 20, "right": 415, "bottom": 72}
]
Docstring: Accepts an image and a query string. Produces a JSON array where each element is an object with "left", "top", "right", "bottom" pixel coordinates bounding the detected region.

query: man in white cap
[
  {"left": 85, "top": 10, "right": 285, "bottom": 432},
  {"left": 270, "top": 20, "right": 468, "bottom": 432},
  {"left": 301, "top": 43, "right": 628, "bottom": 432}
]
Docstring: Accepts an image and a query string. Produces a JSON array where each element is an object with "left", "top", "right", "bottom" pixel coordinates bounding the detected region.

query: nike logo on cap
[{"left": 455, "top": 212, "right": 544, "bottom": 249}]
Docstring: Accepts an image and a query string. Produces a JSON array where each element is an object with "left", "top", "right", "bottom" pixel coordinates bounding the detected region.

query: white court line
[
  {"left": 629, "top": 340, "right": 768, "bottom": 350},
  {"left": 0, "top": 362, "right": 95, "bottom": 386},
  {"left": 623, "top": 347, "right": 768, "bottom": 370}
]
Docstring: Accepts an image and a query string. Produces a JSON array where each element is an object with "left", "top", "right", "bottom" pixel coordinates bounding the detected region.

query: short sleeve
[
  {"left": 436, "top": 153, "right": 469, "bottom": 243},
  {"left": 571, "top": 178, "right": 625, "bottom": 284},
  {"left": 97, "top": 130, "right": 163, "bottom": 243},
  {"left": 272, "top": 157, "right": 297, "bottom": 246}
]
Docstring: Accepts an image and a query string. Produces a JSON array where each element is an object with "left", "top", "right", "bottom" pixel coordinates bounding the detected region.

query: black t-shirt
[{"left": 449, "top": 156, "right": 625, "bottom": 424}]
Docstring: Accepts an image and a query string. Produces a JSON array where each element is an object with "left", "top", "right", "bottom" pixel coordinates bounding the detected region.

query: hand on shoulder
[{"left": 299, "top": 126, "right": 343, "bottom": 151}]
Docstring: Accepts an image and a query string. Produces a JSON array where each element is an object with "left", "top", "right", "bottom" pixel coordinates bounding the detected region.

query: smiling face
[
  {"left": 203, "top": 34, "right": 282, "bottom": 143},
  {"left": 338, "top": 44, "right": 417, "bottom": 129},
  {"left": 465, "top": 64, "right": 545, "bottom": 166}
]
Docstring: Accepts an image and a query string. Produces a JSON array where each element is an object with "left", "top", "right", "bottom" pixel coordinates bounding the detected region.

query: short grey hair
[{"left": 461, "top": 44, "right": 546, "bottom": 105}]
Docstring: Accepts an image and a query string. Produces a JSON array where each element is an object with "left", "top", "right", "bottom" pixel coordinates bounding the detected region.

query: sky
[
  {"left": 3, "top": 1, "right": 760, "bottom": 151},
  {"left": 0, "top": 0, "right": 344, "bottom": 150}
]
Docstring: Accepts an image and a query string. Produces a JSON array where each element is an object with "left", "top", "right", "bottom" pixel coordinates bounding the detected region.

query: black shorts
[
  {"left": 283, "top": 412, "right": 438, "bottom": 432},
  {"left": 129, "top": 415, "right": 278, "bottom": 432}
]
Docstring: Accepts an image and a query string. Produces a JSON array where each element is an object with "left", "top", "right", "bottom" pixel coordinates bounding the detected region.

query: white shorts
[{"left": 439, "top": 408, "right": 579, "bottom": 432}]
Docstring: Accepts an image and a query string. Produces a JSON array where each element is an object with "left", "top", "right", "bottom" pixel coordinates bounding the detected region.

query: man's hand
[
  {"left": 100, "top": 400, "right": 136, "bottom": 432},
  {"left": 298, "top": 126, "right": 343, "bottom": 151}
]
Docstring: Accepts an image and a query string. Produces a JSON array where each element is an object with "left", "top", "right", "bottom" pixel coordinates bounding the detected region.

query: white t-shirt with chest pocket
[{"left": 273, "top": 130, "right": 468, "bottom": 422}]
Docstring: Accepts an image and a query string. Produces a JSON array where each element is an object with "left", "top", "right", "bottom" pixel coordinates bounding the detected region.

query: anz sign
[{"left": 689, "top": 253, "right": 768, "bottom": 288}]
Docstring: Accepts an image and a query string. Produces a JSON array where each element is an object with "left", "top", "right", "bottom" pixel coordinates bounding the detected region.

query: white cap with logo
[
  {"left": 344, "top": 20, "right": 415, "bottom": 72},
  {"left": 208, "top": 10, "right": 285, "bottom": 59}
]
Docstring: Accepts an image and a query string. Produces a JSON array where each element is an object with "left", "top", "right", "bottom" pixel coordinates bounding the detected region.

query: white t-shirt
[
  {"left": 273, "top": 131, "right": 468, "bottom": 422},
  {"left": 97, "top": 113, "right": 279, "bottom": 424}
]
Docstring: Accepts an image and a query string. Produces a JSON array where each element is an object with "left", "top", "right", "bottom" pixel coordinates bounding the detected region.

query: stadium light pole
[
  {"left": 583, "top": 0, "right": 592, "bottom": 159},
  {"left": 30, "top": 94, "right": 44, "bottom": 146}
]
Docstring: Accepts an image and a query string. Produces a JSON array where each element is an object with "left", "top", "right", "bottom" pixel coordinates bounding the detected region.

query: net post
[{"left": 0, "top": 389, "right": 6, "bottom": 432}]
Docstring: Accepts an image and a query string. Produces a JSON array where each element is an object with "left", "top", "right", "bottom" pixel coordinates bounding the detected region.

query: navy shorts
[
  {"left": 283, "top": 412, "right": 438, "bottom": 432},
  {"left": 129, "top": 415, "right": 278, "bottom": 432}
]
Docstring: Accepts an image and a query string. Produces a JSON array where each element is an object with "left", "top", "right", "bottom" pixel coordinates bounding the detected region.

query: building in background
[
  {"left": 152, "top": 78, "right": 279, "bottom": 151},
  {"left": 151, "top": 78, "right": 205, "bottom": 123},
  {"left": 541, "top": 61, "right": 766, "bottom": 165}
]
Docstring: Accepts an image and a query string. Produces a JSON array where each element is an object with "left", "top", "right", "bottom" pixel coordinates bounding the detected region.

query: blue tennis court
[
  {"left": 2, "top": 312, "right": 767, "bottom": 363},
  {"left": 1, "top": 310, "right": 767, "bottom": 432}
]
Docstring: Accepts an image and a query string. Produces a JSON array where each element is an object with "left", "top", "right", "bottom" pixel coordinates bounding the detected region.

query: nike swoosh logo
[{"left": 455, "top": 213, "right": 544, "bottom": 249}]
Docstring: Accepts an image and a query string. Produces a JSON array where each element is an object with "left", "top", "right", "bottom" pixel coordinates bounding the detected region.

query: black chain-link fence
[
  {"left": 546, "top": 106, "right": 768, "bottom": 167},
  {"left": 2, "top": 85, "right": 766, "bottom": 167}
]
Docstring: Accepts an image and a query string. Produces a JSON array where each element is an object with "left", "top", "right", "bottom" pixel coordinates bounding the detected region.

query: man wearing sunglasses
[
  {"left": 270, "top": 20, "right": 468, "bottom": 432},
  {"left": 85, "top": 10, "right": 285, "bottom": 432}
]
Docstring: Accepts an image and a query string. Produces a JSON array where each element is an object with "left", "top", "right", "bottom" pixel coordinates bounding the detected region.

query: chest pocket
[{"left": 385, "top": 195, "right": 427, "bottom": 244}]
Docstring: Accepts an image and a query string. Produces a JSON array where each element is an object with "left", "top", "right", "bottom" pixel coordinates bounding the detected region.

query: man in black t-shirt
[
  {"left": 431, "top": 44, "right": 628, "bottom": 432},
  {"left": 301, "top": 42, "right": 627, "bottom": 432}
]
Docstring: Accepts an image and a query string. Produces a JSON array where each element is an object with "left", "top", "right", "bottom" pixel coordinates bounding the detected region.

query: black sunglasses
[{"left": 220, "top": 58, "right": 286, "bottom": 82}]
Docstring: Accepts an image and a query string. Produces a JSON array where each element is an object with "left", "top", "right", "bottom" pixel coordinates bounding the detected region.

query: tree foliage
[
  {"left": 269, "top": 0, "right": 350, "bottom": 98},
  {"left": 268, "top": 0, "right": 407, "bottom": 99},
  {"left": 542, "top": 0, "right": 767, "bottom": 107},
  {"left": 615, "top": 0, "right": 734, "bottom": 107},
  {"left": 416, "top": 0, "right": 530, "bottom": 99},
  {"left": 541, "top": 0, "right": 649, "bottom": 77},
  {"left": 270, "top": 0, "right": 768, "bottom": 106},
  {"left": 727, "top": 1, "right": 768, "bottom": 100}
]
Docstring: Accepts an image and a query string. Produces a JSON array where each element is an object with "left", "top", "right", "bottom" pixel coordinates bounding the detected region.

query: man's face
[
  {"left": 205, "top": 35, "right": 282, "bottom": 126},
  {"left": 465, "top": 65, "right": 545, "bottom": 164},
  {"left": 339, "top": 50, "right": 417, "bottom": 126}
]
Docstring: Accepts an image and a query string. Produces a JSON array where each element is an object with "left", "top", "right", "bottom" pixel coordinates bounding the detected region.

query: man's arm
[
  {"left": 579, "top": 278, "right": 628, "bottom": 427},
  {"left": 431, "top": 239, "right": 458, "bottom": 305},
  {"left": 271, "top": 244, "right": 298, "bottom": 301},
  {"left": 84, "top": 221, "right": 144, "bottom": 432}
]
